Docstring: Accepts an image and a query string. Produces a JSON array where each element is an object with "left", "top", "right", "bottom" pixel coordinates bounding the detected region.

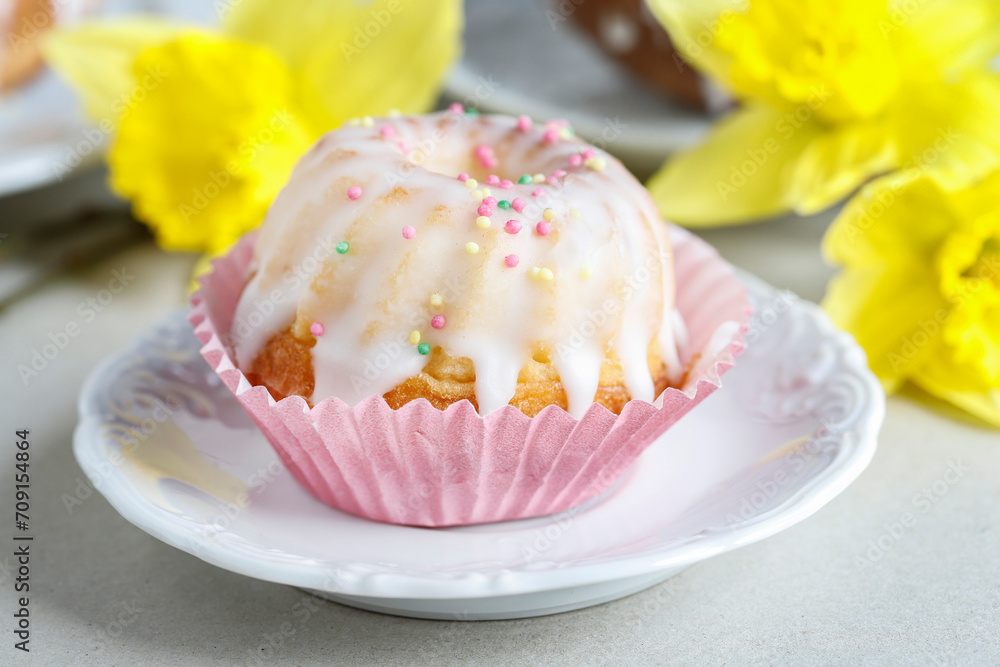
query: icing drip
[{"left": 231, "top": 111, "right": 680, "bottom": 417}]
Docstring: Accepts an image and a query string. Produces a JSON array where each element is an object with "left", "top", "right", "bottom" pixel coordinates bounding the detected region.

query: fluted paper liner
[{"left": 189, "top": 227, "right": 750, "bottom": 527}]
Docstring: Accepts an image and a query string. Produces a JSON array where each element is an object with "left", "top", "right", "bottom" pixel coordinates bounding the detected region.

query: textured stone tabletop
[{"left": 1, "top": 209, "right": 998, "bottom": 666}]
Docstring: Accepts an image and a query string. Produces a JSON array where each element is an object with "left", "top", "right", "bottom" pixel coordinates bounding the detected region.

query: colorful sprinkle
[
  {"left": 465, "top": 108, "right": 480, "bottom": 116},
  {"left": 543, "top": 129, "right": 559, "bottom": 143},
  {"left": 553, "top": 169, "right": 567, "bottom": 178},
  {"left": 477, "top": 204, "right": 492, "bottom": 216},
  {"left": 472, "top": 189, "right": 485, "bottom": 199},
  {"left": 568, "top": 154, "right": 583, "bottom": 167},
  {"left": 466, "top": 241, "right": 480, "bottom": 254},
  {"left": 482, "top": 187, "right": 492, "bottom": 197},
  {"left": 505, "top": 254, "right": 519, "bottom": 268},
  {"left": 582, "top": 148, "right": 596, "bottom": 160},
  {"left": 504, "top": 219, "right": 522, "bottom": 234},
  {"left": 380, "top": 125, "right": 396, "bottom": 138},
  {"left": 497, "top": 199, "right": 511, "bottom": 210},
  {"left": 336, "top": 241, "right": 349, "bottom": 254},
  {"left": 536, "top": 221, "right": 551, "bottom": 236},
  {"left": 538, "top": 267, "right": 554, "bottom": 281},
  {"left": 531, "top": 187, "right": 545, "bottom": 197},
  {"left": 529, "top": 266, "right": 540, "bottom": 278},
  {"left": 361, "top": 116, "right": 374, "bottom": 127},
  {"left": 499, "top": 179, "right": 514, "bottom": 189},
  {"left": 516, "top": 115, "right": 532, "bottom": 132},
  {"left": 483, "top": 196, "right": 498, "bottom": 208},
  {"left": 410, "top": 330, "right": 421, "bottom": 344},
  {"left": 418, "top": 342, "right": 431, "bottom": 355},
  {"left": 475, "top": 144, "right": 497, "bottom": 169},
  {"left": 580, "top": 264, "right": 593, "bottom": 278},
  {"left": 465, "top": 178, "right": 478, "bottom": 189},
  {"left": 457, "top": 172, "right": 470, "bottom": 182},
  {"left": 585, "top": 156, "right": 607, "bottom": 172},
  {"left": 543, "top": 208, "right": 556, "bottom": 220},
  {"left": 511, "top": 197, "right": 526, "bottom": 213},
  {"left": 533, "top": 173, "right": 545, "bottom": 183},
  {"left": 402, "top": 225, "right": 416, "bottom": 239},
  {"left": 430, "top": 293, "right": 443, "bottom": 307},
  {"left": 431, "top": 315, "right": 446, "bottom": 329},
  {"left": 347, "top": 186, "right": 363, "bottom": 200},
  {"left": 476, "top": 216, "right": 492, "bottom": 229},
  {"left": 518, "top": 174, "right": 533, "bottom": 184},
  {"left": 486, "top": 174, "right": 500, "bottom": 186},
  {"left": 310, "top": 322, "right": 324, "bottom": 336},
  {"left": 448, "top": 103, "right": 464, "bottom": 114}
]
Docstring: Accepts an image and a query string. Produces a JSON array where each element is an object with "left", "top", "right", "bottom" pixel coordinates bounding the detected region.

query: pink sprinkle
[
  {"left": 546, "top": 176, "right": 559, "bottom": 185},
  {"left": 499, "top": 179, "right": 514, "bottom": 189},
  {"left": 457, "top": 172, "right": 470, "bottom": 182},
  {"left": 568, "top": 154, "right": 583, "bottom": 168},
  {"left": 505, "top": 254, "right": 519, "bottom": 268},
  {"left": 396, "top": 141, "right": 410, "bottom": 153},
  {"left": 553, "top": 169, "right": 567, "bottom": 178},
  {"left": 582, "top": 148, "right": 596, "bottom": 160},
  {"left": 477, "top": 204, "right": 492, "bottom": 216},
  {"left": 347, "top": 185, "right": 363, "bottom": 200},
  {"left": 482, "top": 196, "right": 498, "bottom": 207},
  {"left": 448, "top": 103, "right": 464, "bottom": 113},
  {"left": 431, "top": 315, "right": 446, "bottom": 329},
  {"left": 543, "top": 129, "right": 559, "bottom": 144},
  {"left": 402, "top": 225, "right": 416, "bottom": 239},
  {"left": 532, "top": 187, "right": 545, "bottom": 197},
  {"left": 504, "top": 219, "right": 522, "bottom": 234},
  {"left": 511, "top": 197, "right": 526, "bottom": 213},
  {"left": 516, "top": 115, "right": 532, "bottom": 132},
  {"left": 380, "top": 125, "right": 396, "bottom": 138},
  {"left": 536, "top": 221, "right": 551, "bottom": 236},
  {"left": 309, "top": 322, "right": 324, "bottom": 336},
  {"left": 486, "top": 174, "right": 500, "bottom": 185}
]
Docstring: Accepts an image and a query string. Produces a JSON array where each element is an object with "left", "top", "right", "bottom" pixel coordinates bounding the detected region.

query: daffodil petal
[
  {"left": 224, "top": 0, "right": 463, "bottom": 129},
  {"left": 890, "top": 0, "right": 1000, "bottom": 73},
  {"left": 109, "top": 33, "right": 313, "bottom": 254},
  {"left": 646, "top": 104, "right": 820, "bottom": 226},
  {"left": 644, "top": 0, "right": 744, "bottom": 90},
  {"left": 41, "top": 17, "right": 189, "bottom": 122},
  {"left": 787, "top": 121, "right": 898, "bottom": 216},
  {"left": 912, "top": 365, "right": 1000, "bottom": 428}
]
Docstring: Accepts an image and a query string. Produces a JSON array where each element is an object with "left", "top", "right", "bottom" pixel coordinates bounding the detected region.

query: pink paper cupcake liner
[{"left": 189, "top": 226, "right": 751, "bottom": 527}]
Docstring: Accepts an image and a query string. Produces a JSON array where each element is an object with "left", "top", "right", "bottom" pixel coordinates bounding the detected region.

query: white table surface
[{"left": 1, "top": 204, "right": 999, "bottom": 666}]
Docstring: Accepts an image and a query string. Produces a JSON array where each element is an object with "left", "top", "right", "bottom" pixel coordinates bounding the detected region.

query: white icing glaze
[{"left": 231, "top": 110, "right": 680, "bottom": 417}]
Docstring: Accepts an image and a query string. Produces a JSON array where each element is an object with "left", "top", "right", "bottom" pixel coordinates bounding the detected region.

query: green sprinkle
[
  {"left": 464, "top": 108, "right": 479, "bottom": 116},
  {"left": 497, "top": 200, "right": 511, "bottom": 210},
  {"left": 336, "top": 241, "right": 349, "bottom": 254},
  {"left": 417, "top": 343, "right": 431, "bottom": 355},
  {"left": 518, "top": 174, "right": 532, "bottom": 184}
]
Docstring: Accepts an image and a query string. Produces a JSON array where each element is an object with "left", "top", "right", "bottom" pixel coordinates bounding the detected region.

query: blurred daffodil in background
[
  {"left": 823, "top": 169, "right": 1000, "bottom": 427},
  {"left": 43, "top": 0, "right": 463, "bottom": 256},
  {"left": 646, "top": 0, "right": 1000, "bottom": 226}
]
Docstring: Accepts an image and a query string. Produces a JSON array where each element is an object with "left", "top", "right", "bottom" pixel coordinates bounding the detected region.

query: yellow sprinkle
[
  {"left": 409, "top": 151, "right": 425, "bottom": 165},
  {"left": 466, "top": 242, "right": 480, "bottom": 254},
  {"left": 387, "top": 108, "right": 402, "bottom": 117},
  {"left": 361, "top": 115, "right": 374, "bottom": 127},
  {"left": 472, "top": 189, "right": 484, "bottom": 199},
  {"left": 580, "top": 264, "right": 593, "bottom": 278},
  {"left": 532, "top": 173, "right": 545, "bottom": 184},
  {"left": 465, "top": 178, "right": 478, "bottom": 190},
  {"left": 409, "top": 330, "right": 421, "bottom": 345},
  {"left": 570, "top": 208, "right": 581, "bottom": 219},
  {"left": 476, "top": 216, "right": 492, "bottom": 229},
  {"left": 543, "top": 208, "right": 556, "bottom": 221},
  {"left": 429, "top": 293, "right": 443, "bottom": 307},
  {"left": 529, "top": 266, "right": 541, "bottom": 278},
  {"left": 346, "top": 117, "right": 360, "bottom": 127},
  {"left": 584, "top": 157, "right": 607, "bottom": 172},
  {"left": 559, "top": 128, "right": 572, "bottom": 139},
  {"left": 539, "top": 268, "right": 554, "bottom": 281},
  {"left": 482, "top": 187, "right": 492, "bottom": 197}
]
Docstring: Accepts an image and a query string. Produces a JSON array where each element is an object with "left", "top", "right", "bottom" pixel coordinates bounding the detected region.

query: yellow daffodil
[
  {"left": 646, "top": 0, "right": 1000, "bottom": 226},
  {"left": 43, "top": 0, "right": 463, "bottom": 254},
  {"left": 823, "top": 169, "right": 1000, "bottom": 427}
]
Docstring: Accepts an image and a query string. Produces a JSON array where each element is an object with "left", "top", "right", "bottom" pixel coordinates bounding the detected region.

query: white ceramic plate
[
  {"left": 445, "top": 0, "right": 714, "bottom": 178},
  {"left": 73, "top": 268, "right": 883, "bottom": 620}
]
